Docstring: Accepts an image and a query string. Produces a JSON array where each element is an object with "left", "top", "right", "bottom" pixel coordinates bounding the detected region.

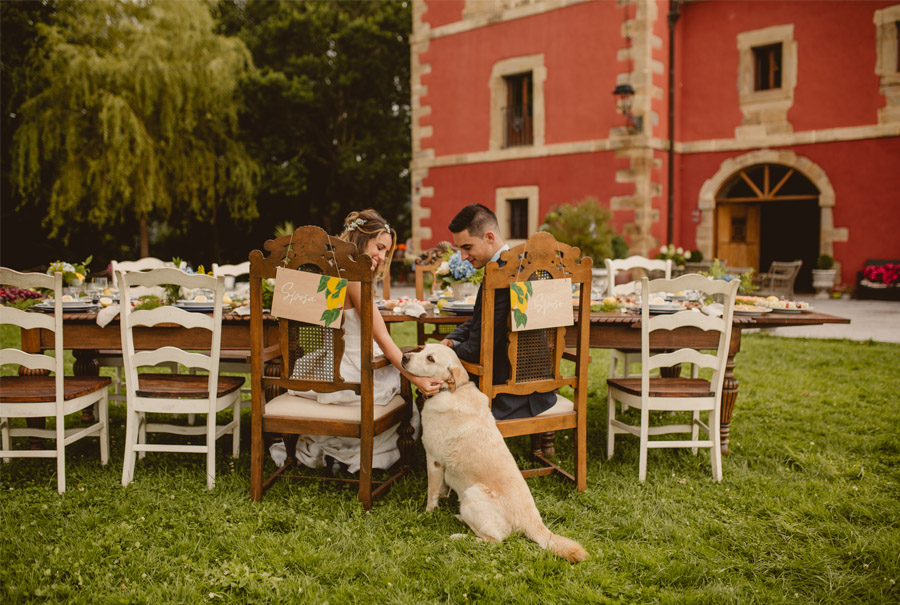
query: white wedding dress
[{"left": 269, "top": 307, "right": 420, "bottom": 472}]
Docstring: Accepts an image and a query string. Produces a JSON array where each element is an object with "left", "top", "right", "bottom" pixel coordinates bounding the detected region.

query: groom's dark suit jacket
[{"left": 447, "top": 270, "right": 556, "bottom": 420}]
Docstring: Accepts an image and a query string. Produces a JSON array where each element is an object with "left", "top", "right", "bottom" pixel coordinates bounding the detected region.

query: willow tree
[{"left": 11, "top": 0, "right": 259, "bottom": 256}]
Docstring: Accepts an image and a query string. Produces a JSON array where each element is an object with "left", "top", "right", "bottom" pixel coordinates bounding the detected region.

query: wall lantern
[{"left": 613, "top": 83, "right": 643, "bottom": 132}]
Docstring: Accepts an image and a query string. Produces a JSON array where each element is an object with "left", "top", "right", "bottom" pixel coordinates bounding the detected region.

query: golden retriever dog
[{"left": 402, "top": 344, "right": 587, "bottom": 563}]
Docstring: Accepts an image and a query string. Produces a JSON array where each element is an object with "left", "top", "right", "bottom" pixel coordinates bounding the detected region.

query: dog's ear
[{"left": 447, "top": 362, "right": 469, "bottom": 393}]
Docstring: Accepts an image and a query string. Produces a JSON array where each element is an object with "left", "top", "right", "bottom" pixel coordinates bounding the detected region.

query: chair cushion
[
  {"left": 537, "top": 393, "right": 575, "bottom": 415},
  {"left": 136, "top": 374, "right": 244, "bottom": 398},
  {"left": 265, "top": 392, "right": 406, "bottom": 421},
  {"left": 0, "top": 376, "right": 112, "bottom": 403},
  {"left": 607, "top": 377, "right": 713, "bottom": 398}
]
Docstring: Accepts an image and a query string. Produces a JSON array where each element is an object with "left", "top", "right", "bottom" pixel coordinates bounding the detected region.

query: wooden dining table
[{"left": 20, "top": 306, "right": 849, "bottom": 455}]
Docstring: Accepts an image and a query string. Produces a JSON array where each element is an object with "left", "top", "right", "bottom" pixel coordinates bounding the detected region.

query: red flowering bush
[{"left": 862, "top": 263, "right": 900, "bottom": 286}]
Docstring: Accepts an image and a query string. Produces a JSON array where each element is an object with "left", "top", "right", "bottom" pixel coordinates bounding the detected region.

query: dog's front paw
[{"left": 425, "top": 501, "right": 439, "bottom": 512}]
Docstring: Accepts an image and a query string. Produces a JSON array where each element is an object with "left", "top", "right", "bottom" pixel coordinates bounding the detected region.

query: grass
[{"left": 2, "top": 323, "right": 899, "bottom": 603}]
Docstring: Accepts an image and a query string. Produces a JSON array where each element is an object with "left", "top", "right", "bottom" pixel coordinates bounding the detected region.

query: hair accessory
[
  {"left": 383, "top": 222, "right": 392, "bottom": 233},
  {"left": 344, "top": 218, "right": 366, "bottom": 232}
]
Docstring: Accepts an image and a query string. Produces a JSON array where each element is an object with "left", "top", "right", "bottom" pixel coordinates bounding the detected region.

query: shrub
[
  {"left": 611, "top": 235, "right": 629, "bottom": 260},
  {"left": 539, "top": 197, "right": 614, "bottom": 265},
  {"left": 817, "top": 254, "right": 835, "bottom": 270}
]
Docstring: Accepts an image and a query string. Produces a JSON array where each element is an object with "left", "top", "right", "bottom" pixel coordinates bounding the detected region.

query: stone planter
[{"left": 812, "top": 269, "right": 837, "bottom": 298}]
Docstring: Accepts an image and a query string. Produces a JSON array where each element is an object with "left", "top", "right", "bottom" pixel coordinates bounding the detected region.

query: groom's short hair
[{"left": 448, "top": 204, "right": 499, "bottom": 237}]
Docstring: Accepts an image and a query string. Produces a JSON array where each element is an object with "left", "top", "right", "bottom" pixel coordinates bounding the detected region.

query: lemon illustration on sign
[{"left": 511, "top": 288, "right": 528, "bottom": 312}]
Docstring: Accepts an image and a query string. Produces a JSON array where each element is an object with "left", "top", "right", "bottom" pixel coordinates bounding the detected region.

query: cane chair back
[
  {"left": 0, "top": 268, "right": 110, "bottom": 493},
  {"left": 756, "top": 260, "right": 802, "bottom": 299},
  {"left": 606, "top": 275, "right": 738, "bottom": 481},
  {"left": 467, "top": 231, "right": 591, "bottom": 490},
  {"left": 117, "top": 268, "right": 242, "bottom": 489},
  {"left": 248, "top": 226, "right": 415, "bottom": 509}
]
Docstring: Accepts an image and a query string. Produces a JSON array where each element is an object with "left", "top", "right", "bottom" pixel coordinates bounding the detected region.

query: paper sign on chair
[
  {"left": 510, "top": 278, "right": 574, "bottom": 332},
  {"left": 271, "top": 267, "right": 347, "bottom": 327}
]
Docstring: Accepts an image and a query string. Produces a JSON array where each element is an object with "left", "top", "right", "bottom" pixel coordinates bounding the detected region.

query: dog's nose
[{"left": 401, "top": 354, "right": 409, "bottom": 368}]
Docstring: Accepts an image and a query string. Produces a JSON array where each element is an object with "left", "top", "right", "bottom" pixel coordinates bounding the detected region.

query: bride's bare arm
[{"left": 345, "top": 281, "right": 442, "bottom": 396}]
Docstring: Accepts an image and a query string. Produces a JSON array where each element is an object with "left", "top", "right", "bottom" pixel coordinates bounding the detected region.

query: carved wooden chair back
[
  {"left": 0, "top": 268, "right": 110, "bottom": 493},
  {"left": 248, "top": 226, "right": 414, "bottom": 509},
  {"left": 117, "top": 268, "right": 242, "bottom": 489},
  {"left": 414, "top": 242, "right": 457, "bottom": 345},
  {"left": 468, "top": 231, "right": 591, "bottom": 490},
  {"left": 607, "top": 275, "right": 739, "bottom": 481}
]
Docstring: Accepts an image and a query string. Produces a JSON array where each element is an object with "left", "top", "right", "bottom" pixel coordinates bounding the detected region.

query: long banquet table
[{"left": 20, "top": 307, "right": 849, "bottom": 455}]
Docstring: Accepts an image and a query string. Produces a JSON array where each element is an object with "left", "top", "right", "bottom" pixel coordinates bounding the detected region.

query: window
[
  {"left": 504, "top": 73, "right": 533, "bottom": 147},
  {"left": 494, "top": 186, "right": 539, "bottom": 246},
  {"left": 753, "top": 43, "right": 782, "bottom": 91},
  {"left": 507, "top": 198, "right": 529, "bottom": 240}
]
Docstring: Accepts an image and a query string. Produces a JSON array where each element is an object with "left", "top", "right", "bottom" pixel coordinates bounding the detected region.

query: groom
[{"left": 439, "top": 204, "right": 556, "bottom": 420}]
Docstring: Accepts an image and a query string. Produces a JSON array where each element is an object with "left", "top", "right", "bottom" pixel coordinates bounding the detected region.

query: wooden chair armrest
[
  {"left": 372, "top": 354, "right": 391, "bottom": 370},
  {"left": 562, "top": 348, "right": 592, "bottom": 363},
  {"left": 460, "top": 359, "right": 483, "bottom": 375},
  {"left": 258, "top": 344, "right": 281, "bottom": 363}
]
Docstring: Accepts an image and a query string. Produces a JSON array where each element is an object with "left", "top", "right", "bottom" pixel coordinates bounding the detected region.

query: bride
[{"left": 270, "top": 209, "right": 442, "bottom": 472}]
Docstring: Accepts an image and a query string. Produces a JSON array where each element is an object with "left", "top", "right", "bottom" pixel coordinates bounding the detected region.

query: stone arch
[{"left": 695, "top": 149, "right": 846, "bottom": 264}]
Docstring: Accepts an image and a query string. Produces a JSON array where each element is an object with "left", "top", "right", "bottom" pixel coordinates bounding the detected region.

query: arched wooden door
[{"left": 715, "top": 164, "right": 820, "bottom": 288}]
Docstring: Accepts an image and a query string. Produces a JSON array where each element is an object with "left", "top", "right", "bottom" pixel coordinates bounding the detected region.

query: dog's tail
[{"left": 524, "top": 522, "right": 588, "bottom": 563}]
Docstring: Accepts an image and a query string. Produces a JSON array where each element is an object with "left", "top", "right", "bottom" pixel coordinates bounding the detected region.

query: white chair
[
  {"left": 0, "top": 268, "right": 110, "bottom": 493},
  {"left": 117, "top": 268, "right": 242, "bottom": 489},
  {"left": 103, "top": 257, "right": 175, "bottom": 403},
  {"left": 606, "top": 274, "right": 738, "bottom": 481},
  {"left": 211, "top": 261, "right": 251, "bottom": 405},
  {"left": 605, "top": 256, "right": 673, "bottom": 383}
]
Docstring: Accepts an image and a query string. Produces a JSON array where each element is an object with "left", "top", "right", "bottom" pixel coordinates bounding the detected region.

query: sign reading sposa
[
  {"left": 271, "top": 267, "right": 348, "bottom": 327},
  {"left": 510, "top": 278, "right": 574, "bottom": 332}
]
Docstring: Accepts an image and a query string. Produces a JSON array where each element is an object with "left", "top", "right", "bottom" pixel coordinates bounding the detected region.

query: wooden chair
[
  {"left": 0, "top": 268, "right": 110, "bottom": 493},
  {"left": 755, "top": 260, "right": 802, "bottom": 299},
  {"left": 606, "top": 274, "right": 739, "bottom": 481},
  {"left": 415, "top": 242, "right": 455, "bottom": 346},
  {"left": 248, "top": 226, "right": 416, "bottom": 509},
  {"left": 604, "top": 256, "right": 673, "bottom": 382},
  {"left": 462, "top": 231, "right": 591, "bottom": 490},
  {"left": 117, "top": 268, "right": 242, "bottom": 489}
]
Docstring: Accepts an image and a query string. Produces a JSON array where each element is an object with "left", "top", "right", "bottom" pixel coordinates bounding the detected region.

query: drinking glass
[{"left": 86, "top": 277, "right": 108, "bottom": 302}]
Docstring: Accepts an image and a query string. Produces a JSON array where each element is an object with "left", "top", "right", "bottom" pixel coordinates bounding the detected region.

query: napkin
[
  {"left": 233, "top": 306, "right": 251, "bottom": 316},
  {"left": 702, "top": 303, "right": 724, "bottom": 317},
  {"left": 400, "top": 302, "right": 426, "bottom": 318},
  {"left": 96, "top": 304, "right": 120, "bottom": 327}
]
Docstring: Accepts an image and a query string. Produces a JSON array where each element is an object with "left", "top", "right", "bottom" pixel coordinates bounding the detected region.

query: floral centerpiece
[
  {"left": 655, "top": 244, "right": 695, "bottom": 268},
  {"left": 700, "top": 259, "right": 757, "bottom": 294},
  {"left": 435, "top": 250, "right": 484, "bottom": 300},
  {"left": 47, "top": 256, "right": 92, "bottom": 285}
]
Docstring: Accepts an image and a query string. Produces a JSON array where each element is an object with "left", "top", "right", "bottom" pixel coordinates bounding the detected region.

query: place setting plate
[
  {"left": 769, "top": 305, "right": 813, "bottom": 314},
  {"left": 173, "top": 300, "right": 215, "bottom": 312},
  {"left": 33, "top": 299, "right": 99, "bottom": 312},
  {"left": 648, "top": 303, "right": 682, "bottom": 314},
  {"left": 442, "top": 302, "right": 476, "bottom": 315},
  {"left": 733, "top": 305, "right": 772, "bottom": 316}
]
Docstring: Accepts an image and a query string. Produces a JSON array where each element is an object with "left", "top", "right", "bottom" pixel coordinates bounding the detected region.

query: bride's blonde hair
[{"left": 338, "top": 209, "right": 396, "bottom": 283}]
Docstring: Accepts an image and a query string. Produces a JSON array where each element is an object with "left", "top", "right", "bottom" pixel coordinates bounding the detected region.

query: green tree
[
  {"left": 215, "top": 0, "right": 411, "bottom": 239},
  {"left": 10, "top": 0, "right": 260, "bottom": 257},
  {"left": 540, "top": 197, "right": 616, "bottom": 265}
]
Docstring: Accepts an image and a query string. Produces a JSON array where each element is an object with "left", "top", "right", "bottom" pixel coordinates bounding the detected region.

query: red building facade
[{"left": 410, "top": 0, "right": 900, "bottom": 289}]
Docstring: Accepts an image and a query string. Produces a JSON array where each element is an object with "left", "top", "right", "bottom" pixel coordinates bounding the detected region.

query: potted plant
[{"left": 812, "top": 254, "right": 837, "bottom": 298}]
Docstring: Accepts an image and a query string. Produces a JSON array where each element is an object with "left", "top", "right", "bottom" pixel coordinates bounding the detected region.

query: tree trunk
[{"left": 139, "top": 216, "right": 149, "bottom": 258}]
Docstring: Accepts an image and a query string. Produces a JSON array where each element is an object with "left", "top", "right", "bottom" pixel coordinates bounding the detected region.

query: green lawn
[{"left": 1, "top": 323, "right": 899, "bottom": 603}]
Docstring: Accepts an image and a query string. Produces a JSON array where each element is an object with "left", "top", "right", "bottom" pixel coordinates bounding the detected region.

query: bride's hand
[{"left": 410, "top": 374, "right": 442, "bottom": 397}]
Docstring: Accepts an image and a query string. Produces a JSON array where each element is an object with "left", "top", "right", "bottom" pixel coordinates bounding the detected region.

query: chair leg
[
  {"left": 638, "top": 406, "right": 650, "bottom": 482},
  {"left": 138, "top": 415, "right": 147, "bottom": 460},
  {"left": 232, "top": 397, "right": 240, "bottom": 459},
  {"left": 56, "top": 413, "right": 66, "bottom": 494},
  {"left": 1, "top": 417, "right": 10, "bottom": 463},
  {"left": 206, "top": 413, "right": 216, "bottom": 490},
  {"left": 122, "top": 408, "right": 139, "bottom": 487},
  {"left": 691, "top": 409, "right": 700, "bottom": 456},
  {"left": 99, "top": 396, "right": 110, "bottom": 465},
  {"left": 606, "top": 392, "right": 616, "bottom": 460},
  {"left": 710, "top": 410, "right": 723, "bottom": 482}
]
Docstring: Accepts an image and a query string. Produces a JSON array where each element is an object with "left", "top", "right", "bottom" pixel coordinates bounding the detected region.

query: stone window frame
[
  {"left": 490, "top": 55, "right": 546, "bottom": 152},
  {"left": 494, "top": 186, "right": 540, "bottom": 247},
  {"left": 874, "top": 5, "right": 900, "bottom": 124},
  {"left": 735, "top": 25, "right": 797, "bottom": 136}
]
